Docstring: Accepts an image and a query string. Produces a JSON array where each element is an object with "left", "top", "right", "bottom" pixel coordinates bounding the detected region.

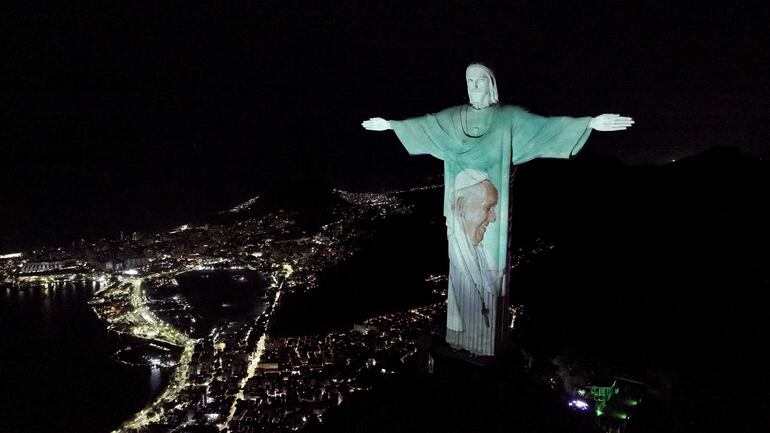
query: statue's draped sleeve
[
  {"left": 390, "top": 110, "right": 456, "bottom": 161},
  {"left": 511, "top": 109, "right": 593, "bottom": 165}
]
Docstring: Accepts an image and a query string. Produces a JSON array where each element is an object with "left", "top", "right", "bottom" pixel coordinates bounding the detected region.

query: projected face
[
  {"left": 466, "top": 66, "right": 491, "bottom": 108},
  {"left": 457, "top": 180, "right": 499, "bottom": 245}
]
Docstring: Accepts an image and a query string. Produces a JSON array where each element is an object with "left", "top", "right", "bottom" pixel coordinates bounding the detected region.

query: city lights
[{"left": 2, "top": 187, "right": 424, "bottom": 433}]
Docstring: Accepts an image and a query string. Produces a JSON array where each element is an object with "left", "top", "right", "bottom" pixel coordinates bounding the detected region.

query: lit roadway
[
  {"left": 111, "top": 273, "right": 194, "bottom": 433},
  {"left": 106, "top": 263, "right": 294, "bottom": 433},
  {"left": 222, "top": 264, "right": 293, "bottom": 431}
]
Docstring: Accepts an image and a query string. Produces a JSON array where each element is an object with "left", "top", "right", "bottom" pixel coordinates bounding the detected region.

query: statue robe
[{"left": 391, "top": 104, "right": 592, "bottom": 356}]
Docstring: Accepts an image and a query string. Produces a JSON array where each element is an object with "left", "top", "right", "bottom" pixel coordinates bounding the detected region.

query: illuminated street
[{"left": 0, "top": 189, "right": 423, "bottom": 432}]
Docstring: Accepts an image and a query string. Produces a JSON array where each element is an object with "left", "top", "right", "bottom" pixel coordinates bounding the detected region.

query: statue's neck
[{"left": 462, "top": 104, "right": 494, "bottom": 137}]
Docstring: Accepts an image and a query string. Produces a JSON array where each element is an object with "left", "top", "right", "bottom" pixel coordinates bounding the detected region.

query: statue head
[
  {"left": 454, "top": 169, "right": 499, "bottom": 245},
  {"left": 466, "top": 63, "right": 499, "bottom": 109}
]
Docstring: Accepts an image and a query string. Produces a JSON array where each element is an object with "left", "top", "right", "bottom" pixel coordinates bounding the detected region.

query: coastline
[
  {"left": 106, "top": 275, "right": 194, "bottom": 432},
  {"left": 0, "top": 278, "right": 170, "bottom": 433},
  {"left": 98, "top": 266, "right": 283, "bottom": 433}
]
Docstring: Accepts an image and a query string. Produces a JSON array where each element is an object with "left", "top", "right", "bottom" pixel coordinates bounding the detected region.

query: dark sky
[{"left": 2, "top": 1, "right": 769, "bottom": 250}]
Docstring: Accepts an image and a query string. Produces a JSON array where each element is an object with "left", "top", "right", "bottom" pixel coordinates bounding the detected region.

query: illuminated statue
[{"left": 362, "top": 63, "right": 633, "bottom": 356}]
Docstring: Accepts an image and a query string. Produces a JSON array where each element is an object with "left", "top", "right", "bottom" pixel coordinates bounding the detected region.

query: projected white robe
[{"left": 391, "top": 104, "right": 592, "bottom": 356}]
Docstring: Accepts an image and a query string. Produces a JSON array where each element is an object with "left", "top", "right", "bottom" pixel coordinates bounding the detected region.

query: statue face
[
  {"left": 466, "top": 66, "right": 491, "bottom": 108},
  {"left": 459, "top": 180, "right": 499, "bottom": 245}
]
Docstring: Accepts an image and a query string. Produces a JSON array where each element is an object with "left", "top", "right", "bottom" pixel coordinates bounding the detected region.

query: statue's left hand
[{"left": 590, "top": 114, "right": 634, "bottom": 131}]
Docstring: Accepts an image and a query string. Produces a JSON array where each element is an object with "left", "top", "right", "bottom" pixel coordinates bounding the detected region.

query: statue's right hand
[{"left": 361, "top": 117, "right": 392, "bottom": 131}]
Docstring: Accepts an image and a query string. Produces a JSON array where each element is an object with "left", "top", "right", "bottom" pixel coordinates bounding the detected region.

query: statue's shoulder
[
  {"left": 428, "top": 105, "right": 464, "bottom": 123},
  {"left": 437, "top": 105, "right": 464, "bottom": 116},
  {"left": 499, "top": 104, "right": 528, "bottom": 116}
]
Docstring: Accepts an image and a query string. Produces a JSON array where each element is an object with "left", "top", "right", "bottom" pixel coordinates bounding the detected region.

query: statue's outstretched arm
[
  {"left": 589, "top": 114, "right": 634, "bottom": 132},
  {"left": 361, "top": 117, "right": 392, "bottom": 131}
]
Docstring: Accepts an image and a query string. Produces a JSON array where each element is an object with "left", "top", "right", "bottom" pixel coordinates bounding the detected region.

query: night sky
[{"left": 3, "top": 1, "right": 769, "bottom": 250}]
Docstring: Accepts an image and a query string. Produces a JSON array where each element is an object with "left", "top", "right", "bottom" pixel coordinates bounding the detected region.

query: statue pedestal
[
  {"left": 312, "top": 328, "right": 596, "bottom": 433},
  {"left": 414, "top": 328, "right": 522, "bottom": 374},
  {"left": 432, "top": 332, "right": 499, "bottom": 367}
]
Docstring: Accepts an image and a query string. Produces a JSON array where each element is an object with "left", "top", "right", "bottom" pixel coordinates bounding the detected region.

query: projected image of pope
[
  {"left": 446, "top": 169, "right": 500, "bottom": 351},
  {"left": 454, "top": 170, "right": 499, "bottom": 247},
  {"left": 363, "top": 63, "right": 633, "bottom": 356}
]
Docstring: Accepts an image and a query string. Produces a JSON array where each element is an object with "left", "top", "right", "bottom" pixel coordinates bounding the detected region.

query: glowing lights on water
[
  {"left": 568, "top": 399, "right": 590, "bottom": 411},
  {"left": 123, "top": 269, "right": 139, "bottom": 276},
  {"left": 149, "top": 362, "right": 162, "bottom": 393}
]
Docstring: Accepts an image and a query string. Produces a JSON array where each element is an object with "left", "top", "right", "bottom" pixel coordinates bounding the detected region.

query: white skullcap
[{"left": 454, "top": 168, "right": 489, "bottom": 191}]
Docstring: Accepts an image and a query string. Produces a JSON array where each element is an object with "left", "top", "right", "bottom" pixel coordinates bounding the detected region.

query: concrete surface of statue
[{"left": 362, "top": 63, "right": 633, "bottom": 356}]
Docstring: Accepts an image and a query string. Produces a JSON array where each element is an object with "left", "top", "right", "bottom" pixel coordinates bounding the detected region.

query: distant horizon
[{"left": 3, "top": 142, "right": 766, "bottom": 254}]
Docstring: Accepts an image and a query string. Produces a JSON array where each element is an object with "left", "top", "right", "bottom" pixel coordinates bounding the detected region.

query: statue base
[
  {"left": 414, "top": 327, "right": 522, "bottom": 373},
  {"left": 312, "top": 329, "right": 597, "bottom": 433}
]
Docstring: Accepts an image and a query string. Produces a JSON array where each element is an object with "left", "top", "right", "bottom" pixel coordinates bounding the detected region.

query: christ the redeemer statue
[{"left": 362, "top": 63, "right": 633, "bottom": 357}]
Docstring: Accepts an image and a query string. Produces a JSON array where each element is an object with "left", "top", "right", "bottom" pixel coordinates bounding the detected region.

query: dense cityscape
[
  {"left": 5, "top": 161, "right": 763, "bottom": 433},
  {"left": 1, "top": 183, "right": 655, "bottom": 433},
  {"left": 1, "top": 188, "right": 463, "bottom": 432}
]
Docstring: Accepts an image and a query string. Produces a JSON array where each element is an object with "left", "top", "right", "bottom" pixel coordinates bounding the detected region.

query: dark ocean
[
  {"left": 0, "top": 281, "right": 171, "bottom": 433},
  {"left": 0, "top": 270, "right": 270, "bottom": 433}
]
